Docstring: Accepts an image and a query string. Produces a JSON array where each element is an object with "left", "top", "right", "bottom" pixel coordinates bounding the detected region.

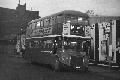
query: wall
[{"left": 0, "top": 4, "right": 39, "bottom": 40}]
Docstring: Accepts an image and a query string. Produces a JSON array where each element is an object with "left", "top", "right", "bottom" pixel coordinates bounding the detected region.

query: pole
[{"left": 19, "top": 0, "right": 20, "bottom": 4}]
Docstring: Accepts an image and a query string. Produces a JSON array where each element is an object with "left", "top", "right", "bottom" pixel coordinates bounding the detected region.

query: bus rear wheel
[
  {"left": 53, "top": 58, "right": 60, "bottom": 72},
  {"left": 27, "top": 56, "right": 33, "bottom": 64}
]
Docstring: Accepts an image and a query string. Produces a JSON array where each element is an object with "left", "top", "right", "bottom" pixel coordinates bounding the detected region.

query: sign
[
  {"left": 85, "top": 26, "right": 91, "bottom": 37},
  {"left": 63, "top": 23, "right": 70, "bottom": 35},
  {"left": 31, "top": 27, "right": 52, "bottom": 36}
]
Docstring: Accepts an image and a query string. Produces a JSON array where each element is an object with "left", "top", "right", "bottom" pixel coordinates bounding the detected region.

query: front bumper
[
  {"left": 70, "top": 56, "right": 83, "bottom": 68},
  {"left": 70, "top": 55, "right": 89, "bottom": 69}
]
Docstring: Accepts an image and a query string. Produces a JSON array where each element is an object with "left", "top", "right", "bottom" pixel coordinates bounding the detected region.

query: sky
[{"left": 0, "top": 0, "right": 120, "bottom": 17}]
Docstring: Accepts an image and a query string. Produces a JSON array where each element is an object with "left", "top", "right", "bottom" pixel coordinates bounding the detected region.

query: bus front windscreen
[{"left": 63, "top": 37, "right": 82, "bottom": 51}]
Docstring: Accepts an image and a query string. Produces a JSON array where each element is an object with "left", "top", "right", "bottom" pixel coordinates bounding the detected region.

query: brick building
[{"left": 0, "top": 3, "right": 40, "bottom": 43}]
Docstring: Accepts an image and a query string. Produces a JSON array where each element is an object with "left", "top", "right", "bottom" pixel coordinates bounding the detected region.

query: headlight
[
  {"left": 76, "top": 66, "right": 81, "bottom": 69},
  {"left": 83, "top": 58, "right": 85, "bottom": 63},
  {"left": 69, "top": 56, "right": 71, "bottom": 60}
]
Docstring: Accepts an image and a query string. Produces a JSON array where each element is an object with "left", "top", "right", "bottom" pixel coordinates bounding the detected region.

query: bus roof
[{"left": 28, "top": 10, "right": 89, "bottom": 24}]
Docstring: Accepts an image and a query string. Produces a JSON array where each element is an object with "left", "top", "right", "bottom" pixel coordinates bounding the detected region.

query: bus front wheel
[{"left": 81, "top": 66, "right": 88, "bottom": 72}]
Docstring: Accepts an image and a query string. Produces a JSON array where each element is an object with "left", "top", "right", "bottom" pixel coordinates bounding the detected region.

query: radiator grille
[{"left": 70, "top": 56, "right": 83, "bottom": 67}]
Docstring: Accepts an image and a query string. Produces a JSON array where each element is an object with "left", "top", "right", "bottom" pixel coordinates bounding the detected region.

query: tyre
[{"left": 54, "top": 58, "right": 60, "bottom": 72}]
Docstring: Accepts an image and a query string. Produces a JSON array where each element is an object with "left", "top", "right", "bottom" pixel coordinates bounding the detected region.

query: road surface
[{"left": 0, "top": 54, "right": 120, "bottom": 80}]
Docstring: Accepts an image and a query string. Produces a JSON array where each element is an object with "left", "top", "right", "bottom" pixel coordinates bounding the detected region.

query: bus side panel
[
  {"left": 39, "top": 38, "right": 55, "bottom": 65},
  {"left": 32, "top": 39, "right": 45, "bottom": 64},
  {"left": 24, "top": 48, "right": 33, "bottom": 62},
  {"left": 33, "top": 48, "right": 44, "bottom": 64}
]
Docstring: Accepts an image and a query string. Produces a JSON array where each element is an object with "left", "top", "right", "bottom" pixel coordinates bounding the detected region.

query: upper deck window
[
  {"left": 31, "top": 22, "right": 37, "bottom": 29},
  {"left": 57, "top": 16, "right": 62, "bottom": 23},
  {"left": 36, "top": 21, "right": 40, "bottom": 28},
  {"left": 70, "top": 24, "right": 85, "bottom": 36},
  {"left": 65, "top": 15, "right": 78, "bottom": 23},
  {"left": 41, "top": 20, "right": 44, "bottom": 27},
  {"left": 50, "top": 17, "right": 56, "bottom": 25},
  {"left": 44, "top": 18, "right": 50, "bottom": 26}
]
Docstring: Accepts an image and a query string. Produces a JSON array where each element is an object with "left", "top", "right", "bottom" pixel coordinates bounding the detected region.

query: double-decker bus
[{"left": 24, "top": 10, "right": 91, "bottom": 72}]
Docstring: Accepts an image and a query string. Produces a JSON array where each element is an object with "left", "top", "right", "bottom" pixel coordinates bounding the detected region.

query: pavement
[{"left": 89, "top": 66, "right": 120, "bottom": 80}]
